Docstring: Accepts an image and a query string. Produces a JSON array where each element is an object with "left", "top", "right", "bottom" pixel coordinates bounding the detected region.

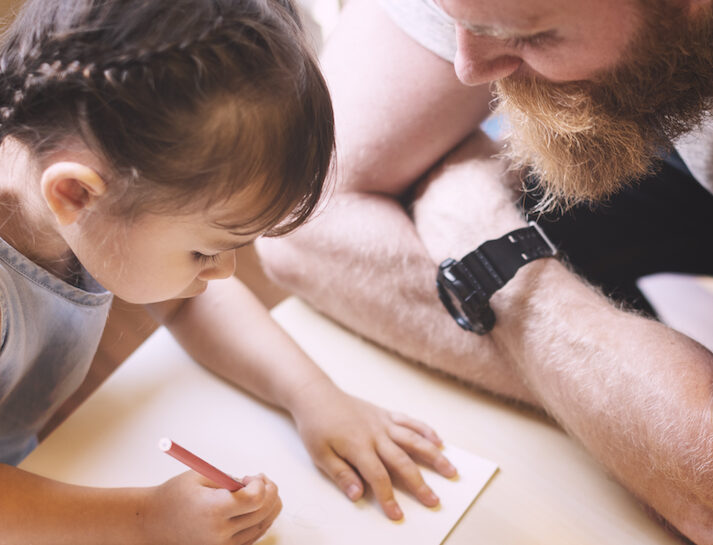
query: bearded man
[{"left": 257, "top": 0, "right": 713, "bottom": 541}]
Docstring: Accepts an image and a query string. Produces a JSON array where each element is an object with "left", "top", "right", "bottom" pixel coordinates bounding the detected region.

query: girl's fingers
[
  {"left": 336, "top": 447, "right": 403, "bottom": 521},
  {"left": 312, "top": 447, "right": 365, "bottom": 502},
  {"left": 375, "top": 439, "right": 440, "bottom": 508},
  {"left": 229, "top": 498, "right": 282, "bottom": 544},
  {"left": 225, "top": 478, "right": 268, "bottom": 518},
  {"left": 228, "top": 484, "right": 282, "bottom": 541},
  {"left": 389, "top": 412, "right": 443, "bottom": 447},
  {"left": 388, "top": 425, "right": 457, "bottom": 478}
]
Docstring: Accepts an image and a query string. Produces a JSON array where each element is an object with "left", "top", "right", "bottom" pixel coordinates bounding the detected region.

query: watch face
[
  {"left": 436, "top": 275, "right": 474, "bottom": 332},
  {"left": 436, "top": 259, "right": 495, "bottom": 335},
  {"left": 437, "top": 225, "right": 557, "bottom": 336}
]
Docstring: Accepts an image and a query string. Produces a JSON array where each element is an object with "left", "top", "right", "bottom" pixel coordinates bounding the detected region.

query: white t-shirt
[{"left": 379, "top": 0, "right": 713, "bottom": 195}]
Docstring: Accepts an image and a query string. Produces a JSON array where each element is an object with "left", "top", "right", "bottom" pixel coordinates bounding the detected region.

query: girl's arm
[
  {"left": 0, "top": 463, "right": 280, "bottom": 545},
  {"left": 146, "top": 276, "right": 456, "bottom": 521}
]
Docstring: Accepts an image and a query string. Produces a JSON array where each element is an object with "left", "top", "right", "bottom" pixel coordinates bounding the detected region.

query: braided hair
[{"left": 0, "top": 0, "right": 334, "bottom": 235}]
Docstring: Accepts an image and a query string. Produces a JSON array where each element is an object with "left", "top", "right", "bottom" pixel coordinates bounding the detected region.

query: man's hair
[{"left": 0, "top": 0, "right": 334, "bottom": 236}]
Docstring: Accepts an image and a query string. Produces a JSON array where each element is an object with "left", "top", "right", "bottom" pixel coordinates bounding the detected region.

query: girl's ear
[{"left": 40, "top": 162, "right": 107, "bottom": 226}]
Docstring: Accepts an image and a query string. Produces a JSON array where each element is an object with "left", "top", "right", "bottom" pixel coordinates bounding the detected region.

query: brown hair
[{"left": 0, "top": 0, "right": 334, "bottom": 236}]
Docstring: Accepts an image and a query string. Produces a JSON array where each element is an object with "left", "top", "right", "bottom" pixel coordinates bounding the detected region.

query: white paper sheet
[{"left": 21, "top": 326, "right": 497, "bottom": 544}]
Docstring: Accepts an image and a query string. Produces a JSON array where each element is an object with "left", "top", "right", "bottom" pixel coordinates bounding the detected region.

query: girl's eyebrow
[{"left": 214, "top": 239, "right": 252, "bottom": 251}]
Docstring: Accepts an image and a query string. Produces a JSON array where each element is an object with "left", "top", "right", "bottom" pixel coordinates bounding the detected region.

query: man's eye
[{"left": 507, "top": 32, "right": 560, "bottom": 49}]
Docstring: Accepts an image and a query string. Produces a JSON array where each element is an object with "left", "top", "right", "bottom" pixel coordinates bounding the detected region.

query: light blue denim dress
[{"left": 0, "top": 236, "right": 112, "bottom": 465}]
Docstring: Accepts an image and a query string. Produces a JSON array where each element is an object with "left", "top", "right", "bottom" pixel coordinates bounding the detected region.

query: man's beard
[{"left": 494, "top": 2, "right": 713, "bottom": 212}]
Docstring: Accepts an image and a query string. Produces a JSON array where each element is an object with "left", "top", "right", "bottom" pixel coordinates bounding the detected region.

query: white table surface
[{"left": 21, "top": 297, "right": 682, "bottom": 544}]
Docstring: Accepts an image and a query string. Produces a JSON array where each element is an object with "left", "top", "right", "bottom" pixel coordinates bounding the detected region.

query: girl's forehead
[
  {"left": 168, "top": 195, "right": 267, "bottom": 238},
  {"left": 138, "top": 209, "right": 256, "bottom": 249}
]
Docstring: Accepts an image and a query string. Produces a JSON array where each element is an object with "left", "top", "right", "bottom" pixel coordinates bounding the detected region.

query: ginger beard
[{"left": 494, "top": 2, "right": 713, "bottom": 212}]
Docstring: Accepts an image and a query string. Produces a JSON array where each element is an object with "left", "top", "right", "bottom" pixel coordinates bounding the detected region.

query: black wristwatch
[{"left": 436, "top": 221, "right": 557, "bottom": 334}]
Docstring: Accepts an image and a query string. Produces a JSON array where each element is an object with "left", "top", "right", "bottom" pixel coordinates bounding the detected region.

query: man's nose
[
  {"left": 198, "top": 251, "right": 236, "bottom": 281},
  {"left": 453, "top": 24, "right": 522, "bottom": 85}
]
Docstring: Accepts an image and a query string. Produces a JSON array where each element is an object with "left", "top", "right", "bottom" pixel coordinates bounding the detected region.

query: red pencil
[{"left": 159, "top": 438, "right": 244, "bottom": 491}]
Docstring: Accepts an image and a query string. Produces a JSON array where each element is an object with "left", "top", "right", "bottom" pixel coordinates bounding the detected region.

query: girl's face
[
  {"left": 68, "top": 202, "right": 255, "bottom": 304},
  {"left": 30, "top": 144, "right": 262, "bottom": 304}
]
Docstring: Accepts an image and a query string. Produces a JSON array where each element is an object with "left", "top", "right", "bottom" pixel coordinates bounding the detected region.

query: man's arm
[
  {"left": 316, "top": 0, "right": 491, "bottom": 194},
  {"left": 257, "top": 0, "right": 537, "bottom": 403},
  {"left": 412, "top": 133, "right": 713, "bottom": 544},
  {"left": 506, "top": 262, "right": 713, "bottom": 544}
]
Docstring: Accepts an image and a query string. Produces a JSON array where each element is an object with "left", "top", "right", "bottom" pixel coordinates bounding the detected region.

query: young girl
[{"left": 0, "top": 0, "right": 457, "bottom": 543}]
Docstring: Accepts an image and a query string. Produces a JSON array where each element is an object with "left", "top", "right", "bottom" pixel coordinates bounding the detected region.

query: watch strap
[{"left": 459, "top": 221, "right": 557, "bottom": 300}]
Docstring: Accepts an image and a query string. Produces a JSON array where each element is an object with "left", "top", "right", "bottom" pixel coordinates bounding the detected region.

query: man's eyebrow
[
  {"left": 434, "top": 0, "right": 550, "bottom": 40},
  {"left": 461, "top": 23, "right": 545, "bottom": 41},
  {"left": 462, "top": 23, "right": 504, "bottom": 37}
]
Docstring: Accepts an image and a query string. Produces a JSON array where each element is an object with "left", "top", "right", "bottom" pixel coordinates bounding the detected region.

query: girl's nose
[{"left": 198, "top": 250, "right": 236, "bottom": 281}]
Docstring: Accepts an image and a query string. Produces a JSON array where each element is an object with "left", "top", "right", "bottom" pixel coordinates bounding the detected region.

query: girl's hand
[
  {"left": 290, "top": 379, "right": 457, "bottom": 521},
  {"left": 144, "top": 471, "right": 281, "bottom": 545}
]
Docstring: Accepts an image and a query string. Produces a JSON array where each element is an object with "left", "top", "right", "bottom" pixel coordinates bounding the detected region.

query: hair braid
[
  {"left": 0, "top": 0, "right": 334, "bottom": 236},
  {"left": 0, "top": 11, "right": 232, "bottom": 131}
]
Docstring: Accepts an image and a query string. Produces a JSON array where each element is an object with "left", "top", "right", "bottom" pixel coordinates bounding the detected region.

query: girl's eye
[{"left": 192, "top": 251, "right": 221, "bottom": 265}]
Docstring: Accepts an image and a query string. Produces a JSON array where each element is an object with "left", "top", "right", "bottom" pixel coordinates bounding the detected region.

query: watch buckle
[{"left": 528, "top": 220, "right": 558, "bottom": 257}]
